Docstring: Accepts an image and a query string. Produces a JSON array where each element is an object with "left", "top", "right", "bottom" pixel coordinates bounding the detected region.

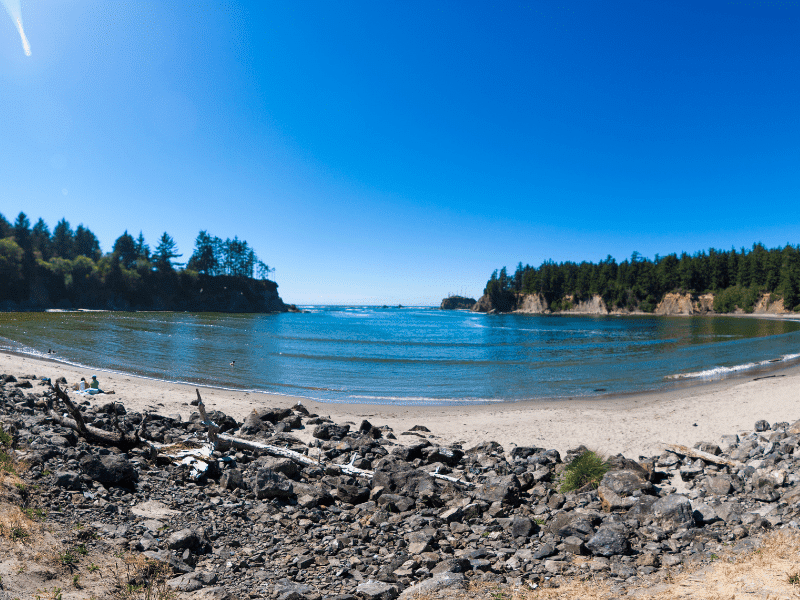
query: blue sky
[{"left": 1, "top": 1, "right": 799, "bottom": 305}]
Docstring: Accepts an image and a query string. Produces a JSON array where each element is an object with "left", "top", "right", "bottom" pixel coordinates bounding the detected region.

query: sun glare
[{"left": 2, "top": 0, "right": 31, "bottom": 56}]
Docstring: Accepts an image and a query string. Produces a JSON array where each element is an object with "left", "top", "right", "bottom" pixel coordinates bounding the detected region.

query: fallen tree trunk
[
  {"left": 49, "top": 383, "right": 148, "bottom": 450},
  {"left": 664, "top": 443, "right": 741, "bottom": 468}
]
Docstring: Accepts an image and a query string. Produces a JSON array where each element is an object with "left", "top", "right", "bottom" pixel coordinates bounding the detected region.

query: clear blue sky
[{"left": 2, "top": 1, "right": 799, "bottom": 305}]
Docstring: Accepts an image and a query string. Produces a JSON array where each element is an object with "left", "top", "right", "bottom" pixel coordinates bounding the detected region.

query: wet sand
[{"left": 3, "top": 349, "right": 800, "bottom": 459}]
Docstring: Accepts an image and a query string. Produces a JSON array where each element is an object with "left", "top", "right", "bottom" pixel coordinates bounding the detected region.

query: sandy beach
[{"left": 2, "top": 349, "right": 800, "bottom": 460}]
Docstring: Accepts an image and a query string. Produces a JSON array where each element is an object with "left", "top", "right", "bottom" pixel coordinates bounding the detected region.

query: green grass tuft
[{"left": 559, "top": 450, "right": 609, "bottom": 493}]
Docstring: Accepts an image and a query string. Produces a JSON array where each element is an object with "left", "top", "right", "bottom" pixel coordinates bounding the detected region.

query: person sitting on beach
[{"left": 79, "top": 377, "right": 87, "bottom": 391}]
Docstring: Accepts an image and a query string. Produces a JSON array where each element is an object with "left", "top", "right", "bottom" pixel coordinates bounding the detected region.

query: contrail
[{"left": 1, "top": 0, "right": 31, "bottom": 56}]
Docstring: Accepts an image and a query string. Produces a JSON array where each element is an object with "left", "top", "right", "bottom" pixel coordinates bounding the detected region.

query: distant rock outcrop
[
  {"left": 514, "top": 293, "right": 549, "bottom": 314},
  {"left": 654, "top": 292, "right": 715, "bottom": 316},
  {"left": 562, "top": 294, "right": 609, "bottom": 314},
  {"left": 440, "top": 296, "right": 477, "bottom": 310}
]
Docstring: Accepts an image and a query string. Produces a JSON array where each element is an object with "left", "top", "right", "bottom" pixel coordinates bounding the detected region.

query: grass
[
  {"left": 559, "top": 449, "right": 609, "bottom": 493},
  {"left": 110, "top": 554, "right": 178, "bottom": 600}
]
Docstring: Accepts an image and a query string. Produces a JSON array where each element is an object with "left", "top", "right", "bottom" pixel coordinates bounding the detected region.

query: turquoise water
[{"left": 1, "top": 308, "right": 799, "bottom": 405}]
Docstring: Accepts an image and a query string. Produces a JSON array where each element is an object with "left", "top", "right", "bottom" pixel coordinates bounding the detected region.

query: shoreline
[{"left": 4, "top": 348, "right": 800, "bottom": 461}]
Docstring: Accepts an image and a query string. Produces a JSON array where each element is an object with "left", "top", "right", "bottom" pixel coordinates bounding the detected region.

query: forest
[
  {"left": 0, "top": 211, "right": 285, "bottom": 312},
  {"left": 484, "top": 243, "right": 800, "bottom": 313}
]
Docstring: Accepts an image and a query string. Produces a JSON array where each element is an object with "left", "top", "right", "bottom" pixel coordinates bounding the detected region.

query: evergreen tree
[
  {"left": 153, "top": 232, "right": 182, "bottom": 272},
  {"left": 74, "top": 225, "right": 101, "bottom": 260},
  {"left": 112, "top": 231, "right": 138, "bottom": 269},
  {"left": 52, "top": 219, "right": 75, "bottom": 259},
  {"left": 31, "top": 218, "right": 53, "bottom": 260},
  {"left": 187, "top": 230, "right": 220, "bottom": 275},
  {"left": 134, "top": 231, "right": 150, "bottom": 259},
  {"left": 0, "top": 213, "right": 12, "bottom": 238}
]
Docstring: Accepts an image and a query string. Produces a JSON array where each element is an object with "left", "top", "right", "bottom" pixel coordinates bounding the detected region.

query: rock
[
  {"left": 356, "top": 580, "right": 400, "bottom": 600},
  {"left": 755, "top": 420, "right": 770, "bottom": 432},
  {"left": 373, "top": 467, "right": 436, "bottom": 499},
  {"left": 431, "top": 557, "right": 471, "bottom": 574},
  {"left": 510, "top": 515, "right": 534, "bottom": 538},
  {"left": 652, "top": 494, "right": 694, "bottom": 530},
  {"left": 219, "top": 468, "right": 244, "bottom": 490},
  {"left": 399, "top": 572, "right": 465, "bottom": 600},
  {"left": 167, "top": 571, "right": 218, "bottom": 592},
  {"left": 475, "top": 475, "right": 520, "bottom": 505},
  {"left": 440, "top": 296, "right": 477, "bottom": 310},
  {"left": 167, "top": 527, "right": 205, "bottom": 551},
  {"left": 600, "top": 469, "right": 651, "bottom": 495},
  {"left": 586, "top": 524, "right": 629, "bottom": 556},
  {"left": 706, "top": 475, "right": 733, "bottom": 496},
  {"left": 54, "top": 471, "right": 81, "bottom": 490},
  {"left": 598, "top": 486, "right": 637, "bottom": 511},
  {"left": 250, "top": 468, "right": 294, "bottom": 499},
  {"left": 691, "top": 501, "right": 720, "bottom": 525},
  {"left": 313, "top": 423, "right": 350, "bottom": 440},
  {"left": 79, "top": 453, "right": 138, "bottom": 486}
]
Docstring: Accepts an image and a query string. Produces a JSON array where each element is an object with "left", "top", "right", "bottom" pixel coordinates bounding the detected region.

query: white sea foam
[{"left": 667, "top": 353, "right": 800, "bottom": 380}]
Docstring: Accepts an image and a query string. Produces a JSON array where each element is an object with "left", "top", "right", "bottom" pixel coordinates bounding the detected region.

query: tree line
[
  {"left": 0, "top": 211, "right": 276, "bottom": 310},
  {"left": 484, "top": 243, "right": 800, "bottom": 313}
]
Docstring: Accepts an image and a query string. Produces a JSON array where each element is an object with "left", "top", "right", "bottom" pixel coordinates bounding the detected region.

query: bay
[{"left": 0, "top": 307, "right": 799, "bottom": 405}]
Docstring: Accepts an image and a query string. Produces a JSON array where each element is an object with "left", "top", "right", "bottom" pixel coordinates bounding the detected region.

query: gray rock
[
  {"left": 356, "top": 580, "right": 400, "bottom": 600},
  {"left": 398, "top": 572, "right": 465, "bottom": 600},
  {"left": 652, "top": 494, "right": 694, "bottom": 530},
  {"left": 54, "top": 471, "right": 81, "bottom": 490},
  {"left": 755, "top": 420, "right": 770, "bottom": 432},
  {"left": 510, "top": 515, "right": 534, "bottom": 538},
  {"left": 250, "top": 468, "right": 294, "bottom": 499},
  {"left": 691, "top": 501, "right": 720, "bottom": 525},
  {"left": 706, "top": 475, "right": 733, "bottom": 496},
  {"left": 79, "top": 453, "right": 138, "bottom": 486},
  {"left": 167, "top": 527, "right": 204, "bottom": 551},
  {"left": 431, "top": 557, "right": 471, "bottom": 574},
  {"left": 475, "top": 474, "right": 520, "bottom": 505},
  {"left": 167, "top": 571, "right": 218, "bottom": 592},
  {"left": 313, "top": 423, "right": 350, "bottom": 440},
  {"left": 586, "top": 524, "right": 629, "bottom": 556},
  {"left": 600, "top": 469, "right": 651, "bottom": 495}
]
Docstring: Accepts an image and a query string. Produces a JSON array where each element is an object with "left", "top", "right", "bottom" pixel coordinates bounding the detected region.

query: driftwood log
[
  {"left": 664, "top": 443, "right": 742, "bottom": 468},
  {"left": 49, "top": 383, "right": 148, "bottom": 451}
]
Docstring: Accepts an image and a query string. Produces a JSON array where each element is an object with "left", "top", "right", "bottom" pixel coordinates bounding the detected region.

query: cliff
[
  {"left": 440, "top": 295, "right": 477, "bottom": 310},
  {"left": 471, "top": 290, "right": 792, "bottom": 316}
]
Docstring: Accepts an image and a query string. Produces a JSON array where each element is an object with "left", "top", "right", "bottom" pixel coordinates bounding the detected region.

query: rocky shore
[{"left": 2, "top": 372, "right": 800, "bottom": 599}]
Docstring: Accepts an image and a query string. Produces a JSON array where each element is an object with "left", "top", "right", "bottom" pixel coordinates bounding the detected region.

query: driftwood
[
  {"left": 49, "top": 383, "right": 149, "bottom": 450},
  {"left": 664, "top": 443, "right": 742, "bottom": 468},
  {"left": 195, "top": 389, "right": 474, "bottom": 486}
]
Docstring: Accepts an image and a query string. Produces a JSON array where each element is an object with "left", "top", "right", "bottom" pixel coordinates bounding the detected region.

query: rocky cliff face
[
  {"left": 563, "top": 295, "right": 609, "bottom": 314},
  {"left": 752, "top": 294, "right": 787, "bottom": 314},
  {"left": 440, "top": 296, "right": 477, "bottom": 310},
  {"left": 514, "top": 293, "right": 549, "bottom": 313}
]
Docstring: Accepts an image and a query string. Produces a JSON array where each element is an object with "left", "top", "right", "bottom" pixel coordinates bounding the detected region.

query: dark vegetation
[
  {"left": 484, "top": 244, "right": 800, "bottom": 313},
  {"left": 0, "top": 211, "right": 286, "bottom": 312}
]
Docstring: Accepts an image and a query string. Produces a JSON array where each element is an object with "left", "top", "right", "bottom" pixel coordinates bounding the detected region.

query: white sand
[{"left": 3, "top": 350, "right": 800, "bottom": 460}]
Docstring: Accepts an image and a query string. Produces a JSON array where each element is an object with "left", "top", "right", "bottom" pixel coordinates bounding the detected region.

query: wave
[{"left": 666, "top": 353, "right": 800, "bottom": 380}]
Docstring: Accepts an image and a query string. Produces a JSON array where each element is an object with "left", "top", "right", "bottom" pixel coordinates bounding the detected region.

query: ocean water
[{"left": 1, "top": 308, "right": 799, "bottom": 405}]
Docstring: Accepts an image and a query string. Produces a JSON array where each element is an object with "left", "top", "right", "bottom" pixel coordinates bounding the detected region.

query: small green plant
[
  {"left": 75, "top": 544, "right": 88, "bottom": 555},
  {"left": 59, "top": 551, "right": 76, "bottom": 565},
  {"left": 534, "top": 517, "right": 546, "bottom": 525},
  {"left": 10, "top": 526, "right": 28, "bottom": 540},
  {"left": 559, "top": 450, "right": 610, "bottom": 493},
  {"left": 0, "top": 426, "right": 13, "bottom": 446},
  {"left": 73, "top": 573, "right": 82, "bottom": 588},
  {"left": 789, "top": 573, "right": 800, "bottom": 585},
  {"left": 0, "top": 450, "right": 17, "bottom": 474},
  {"left": 24, "top": 507, "right": 47, "bottom": 521},
  {"left": 88, "top": 563, "right": 99, "bottom": 572}
]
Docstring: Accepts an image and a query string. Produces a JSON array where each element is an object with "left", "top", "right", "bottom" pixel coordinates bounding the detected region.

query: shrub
[{"left": 559, "top": 450, "right": 609, "bottom": 493}]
